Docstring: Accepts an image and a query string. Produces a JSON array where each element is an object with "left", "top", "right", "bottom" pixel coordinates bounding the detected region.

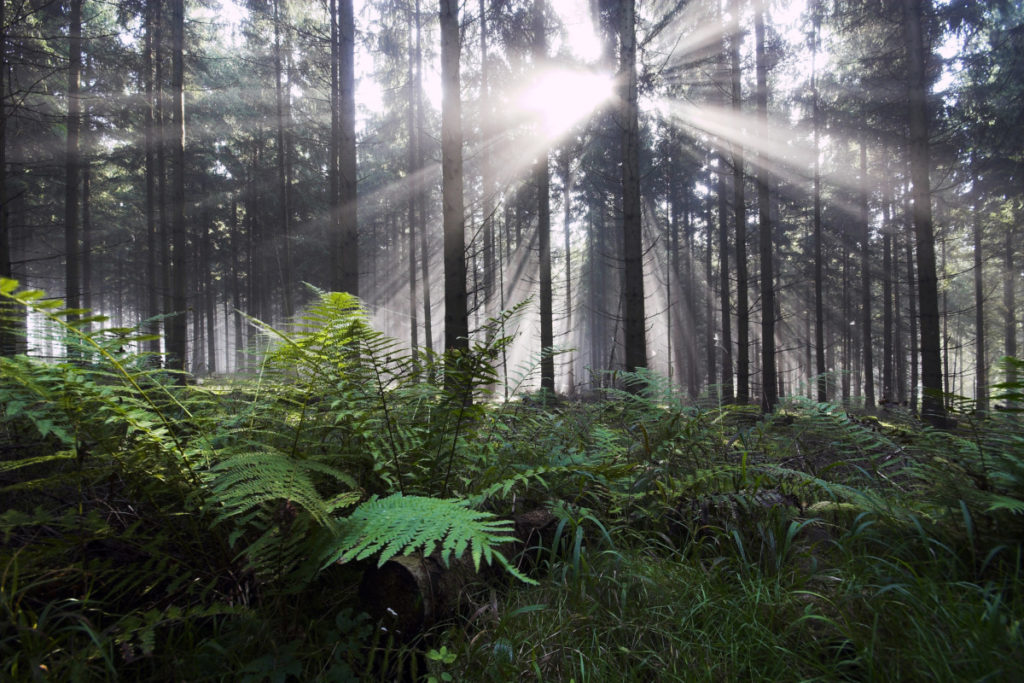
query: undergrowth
[{"left": 1, "top": 278, "right": 1022, "bottom": 680}]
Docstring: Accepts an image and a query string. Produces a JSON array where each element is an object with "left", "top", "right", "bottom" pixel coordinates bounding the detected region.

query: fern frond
[
  {"left": 206, "top": 450, "right": 358, "bottom": 526},
  {"left": 323, "top": 494, "right": 533, "bottom": 582}
]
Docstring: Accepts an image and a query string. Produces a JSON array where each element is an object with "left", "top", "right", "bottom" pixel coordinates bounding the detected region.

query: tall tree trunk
[
  {"left": 1005, "top": 224, "right": 1017, "bottom": 390},
  {"left": 859, "top": 141, "right": 874, "bottom": 410},
  {"left": 534, "top": 0, "right": 554, "bottom": 392},
  {"left": 143, "top": 2, "right": 161, "bottom": 355},
  {"left": 560, "top": 151, "right": 575, "bottom": 394},
  {"left": 705, "top": 199, "right": 716, "bottom": 388},
  {"left": 717, "top": 160, "right": 733, "bottom": 402},
  {"left": 415, "top": 0, "right": 432, "bottom": 352},
  {"left": 407, "top": 6, "right": 419, "bottom": 359},
  {"left": 906, "top": 200, "right": 918, "bottom": 413},
  {"left": 972, "top": 194, "right": 986, "bottom": 411},
  {"left": 811, "top": 2, "right": 826, "bottom": 402},
  {"left": 440, "top": 0, "right": 468, "bottom": 357},
  {"left": 273, "top": 0, "right": 294, "bottom": 317},
  {"left": 754, "top": 0, "right": 775, "bottom": 413},
  {"left": 479, "top": 0, "right": 495, "bottom": 324},
  {"left": 0, "top": 0, "right": 15, "bottom": 355},
  {"left": 883, "top": 201, "right": 894, "bottom": 403},
  {"left": 167, "top": 0, "right": 188, "bottom": 374},
  {"left": 901, "top": 0, "right": 945, "bottom": 425},
  {"left": 64, "top": 0, "right": 83, "bottom": 324},
  {"left": 620, "top": 0, "right": 647, "bottom": 377},
  {"left": 336, "top": 0, "right": 358, "bottom": 295},
  {"left": 730, "top": 0, "right": 748, "bottom": 403}
]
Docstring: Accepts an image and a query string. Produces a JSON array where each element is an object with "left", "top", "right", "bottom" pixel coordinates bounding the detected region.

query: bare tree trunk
[
  {"left": 560, "top": 152, "right": 575, "bottom": 394},
  {"left": 754, "top": 0, "right": 775, "bottom": 413},
  {"left": 972, "top": 190, "right": 986, "bottom": 411},
  {"left": 1005, "top": 224, "right": 1017, "bottom": 389},
  {"left": 336, "top": 0, "right": 358, "bottom": 295},
  {"left": 407, "top": 6, "right": 419, "bottom": 360},
  {"left": 440, "top": 0, "right": 468, "bottom": 357},
  {"left": 901, "top": 0, "right": 945, "bottom": 425},
  {"left": 416, "top": 0, "right": 432, "bottom": 353},
  {"left": 534, "top": 0, "right": 554, "bottom": 392},
  {"left": 273, "top": 0, "right": 294, "bottom": 317},
  {"left": 730, "top": 0, "right": 748, "bottom": 403},
  {"left": 0, "top": 0, "right": 16, "bottom": 355},
  {"left": 811, "top": 3, "right": 826, "bottom": 402},
  {"left": 620, "top": 0, "right": 647, "bottom": 378},
  {"left": 167, "top": 0, "right": 188, "bottom": 374},
  {"left": 143, "top": 2, "right": 161, "bottom": 355},
  {"left": 65, "top": 0, "right": 83, "bottom": 325},
  {"left": 859, "top": 142, "right": 874, "bottom": 410}
]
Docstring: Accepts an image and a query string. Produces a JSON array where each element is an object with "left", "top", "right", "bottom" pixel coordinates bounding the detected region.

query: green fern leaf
[{"left": 323, "top": 494, "right": 534, "bottom": 583}]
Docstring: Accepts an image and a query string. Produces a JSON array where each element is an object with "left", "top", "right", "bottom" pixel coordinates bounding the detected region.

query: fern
[
  {"left": 206, "top": 449, "right": 360, "bottom": 526},
  {"left": 323, "top": 493, "right": 534, "bottom": 583}
]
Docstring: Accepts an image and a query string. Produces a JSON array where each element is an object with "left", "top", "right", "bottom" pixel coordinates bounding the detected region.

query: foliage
[{"left": 2, "top": 280, "right": 1023, "bottom": 680}]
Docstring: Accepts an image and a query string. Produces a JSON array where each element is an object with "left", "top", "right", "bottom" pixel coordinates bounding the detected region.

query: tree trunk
[
  {"left": 167, "top": 0, "right": 188, "bottom": 375},
  {"left": 406, "top": 6, "right": 419, "bottom": 360},
  {"left": 534, "top": 0, "right": 554, "bottom": 392},
  {"left": 1005, "top": 224, "right": 1017, "bottom": 389},
  {"left": 273, "top": 0, "right": 294, "bottom": 318},
  {"left": 754, "top": 0, "right": 776, "bottom": 414},
  {"left": 415, "top": 0, "right": 433, "bottom": 353},
  {"left": 337, "top": 0, "right": 358, "bottom": 296},
  {"left": 64, "top": 0, "right": 83, "bottom": 325},
  {"left": 0, "top": 0, "right": 15, "bottom": 355},
  {"left": 971, "top": 189, "right": 985, "bottom": 411},
  {"left": 811, "top": 4, "right": 826, "bottom": 402},
  {"left": 730, "top": 0, "right": 748, "bottom": 404},
  {"left": 901, "top": 0, "right": 945, "bottom": 425},
  {"left": 859, "top": 142, "right": 874, "bottom": 410},
  {"left": 143, "top": 2, "right": 161, "bottom": 356},
  {"left": 620, "top": 0, "right": 647, "bottom": 378},
  {"left": 440, "top": 0, "right": 468, "bottom": 357}
]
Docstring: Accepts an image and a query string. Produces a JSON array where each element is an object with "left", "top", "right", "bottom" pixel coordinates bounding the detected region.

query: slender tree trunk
[
  {"left": 730, "top": 1, "right": 748, "bottom": 403},
  {"left": 143, "top": 3, "right": 161, "bottom": 355},
  {"left": 901, "top": 0, "right": 945, "bottom": 425},
  {"left": 64, "top": 0, "right": 83, "bottom": 324},
  {"left": 812, "top": 4, "right": 826, "bottom": 402},
  {"left": 337, "top": 0, "right": 358, "bottom": 295},
  {"left": 883, "top": 202, "right": 894, "bottom": 403},
  {"left": 415, "top": 0, "right": 432, "bottom": 352},
  {"left": 972, "top": 192, "right": 986, "bottom": 411},
  {"left": 167, "top": 0, "right": 188, "bottom": 374},
  {"left": 561, "top": 152, "right": 575, "bottom": 394},
  {"left": 440, "top": 0, "right": 468, "bottom": 357},
  {"left": 907, "top": 206, "right": 918, "bottom": 413},
  {"left": 407, "top": 7, "right": 419, "bottom": 359},
  {"left": 273, "top": 0, "right": 294, "bottom": 317},
  {"left": 1005, "top": 225, "right": 1017, "bottom": 389},
  {"left": 480, "top": 0, "right": 495, "bottom": 324},
  {"left": 754, "top": 0, "right": 775, "bottom": 413},
  {"left": 718, "top": 161, "right": 733, "bottom": 402},
  {"left": 859, "top": 142, "right": 874, "bottom": 410},
  {"left": 0, "top": 0, "right": 16, "bottom": 355},
  {"left": 620, "top": 0, "right": 647, "bottom": 378},
  {"left": 534, "top": 0, "right": 554, "bottom": 392},
  {"left": 705, "top": 200, "right": 716, "bottom": 388}
]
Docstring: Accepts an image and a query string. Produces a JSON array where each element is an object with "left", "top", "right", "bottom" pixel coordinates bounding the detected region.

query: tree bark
[
  {"left": 901, "top": 0, "right": 945, "bottom": 425},
  {"left": 440, "top": 0, "right": 468, "bottom": 357},
  {"left": 64, "top": 0, "right": 83, "bottom": 324},
  {"left": 811, "top": 3, "right": 826, "bottom": 402},
  {"left": 730, "top": 0, "right": 748, "bottom": 403},
  {"left": 534, "top": 0, "right": 554, "bottom": 392},
  {"left": 973, "top": 190, "right": 986, "bottom": 412},
  {"left": 620, "top": 0, "right": 647, "bottom": 378},
  {"left": 754, "top": 0, "right": 776, "bottom": 413},
  {"left": 336, "top": 0, "right": 358, "bottom": 296},
  {"left": 859, "top": 141, "right": 874, "bottom": 410},
  {"left": 167, "top": 0, "right": 188, "bottom": 374},
  {"left": 273, "top": 0, "right": 294, "bottom": 317}
]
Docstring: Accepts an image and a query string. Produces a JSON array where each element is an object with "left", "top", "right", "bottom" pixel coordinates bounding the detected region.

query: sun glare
[{"left": 516, "top": 68, "right": 615, "bottom": 140}]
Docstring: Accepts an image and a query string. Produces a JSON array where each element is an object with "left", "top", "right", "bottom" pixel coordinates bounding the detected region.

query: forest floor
[{"left": 1, "top": 287, "right": 1023, "bottom": 681}]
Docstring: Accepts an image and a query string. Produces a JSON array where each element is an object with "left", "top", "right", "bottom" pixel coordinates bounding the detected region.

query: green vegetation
[{"left": 2, "top": 280, "right": 1022, "bottom": 681}]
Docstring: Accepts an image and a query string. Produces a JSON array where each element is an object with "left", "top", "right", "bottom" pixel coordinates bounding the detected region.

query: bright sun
[{"left": 516, "top": 68, "right": 615, "bottom": 140}]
